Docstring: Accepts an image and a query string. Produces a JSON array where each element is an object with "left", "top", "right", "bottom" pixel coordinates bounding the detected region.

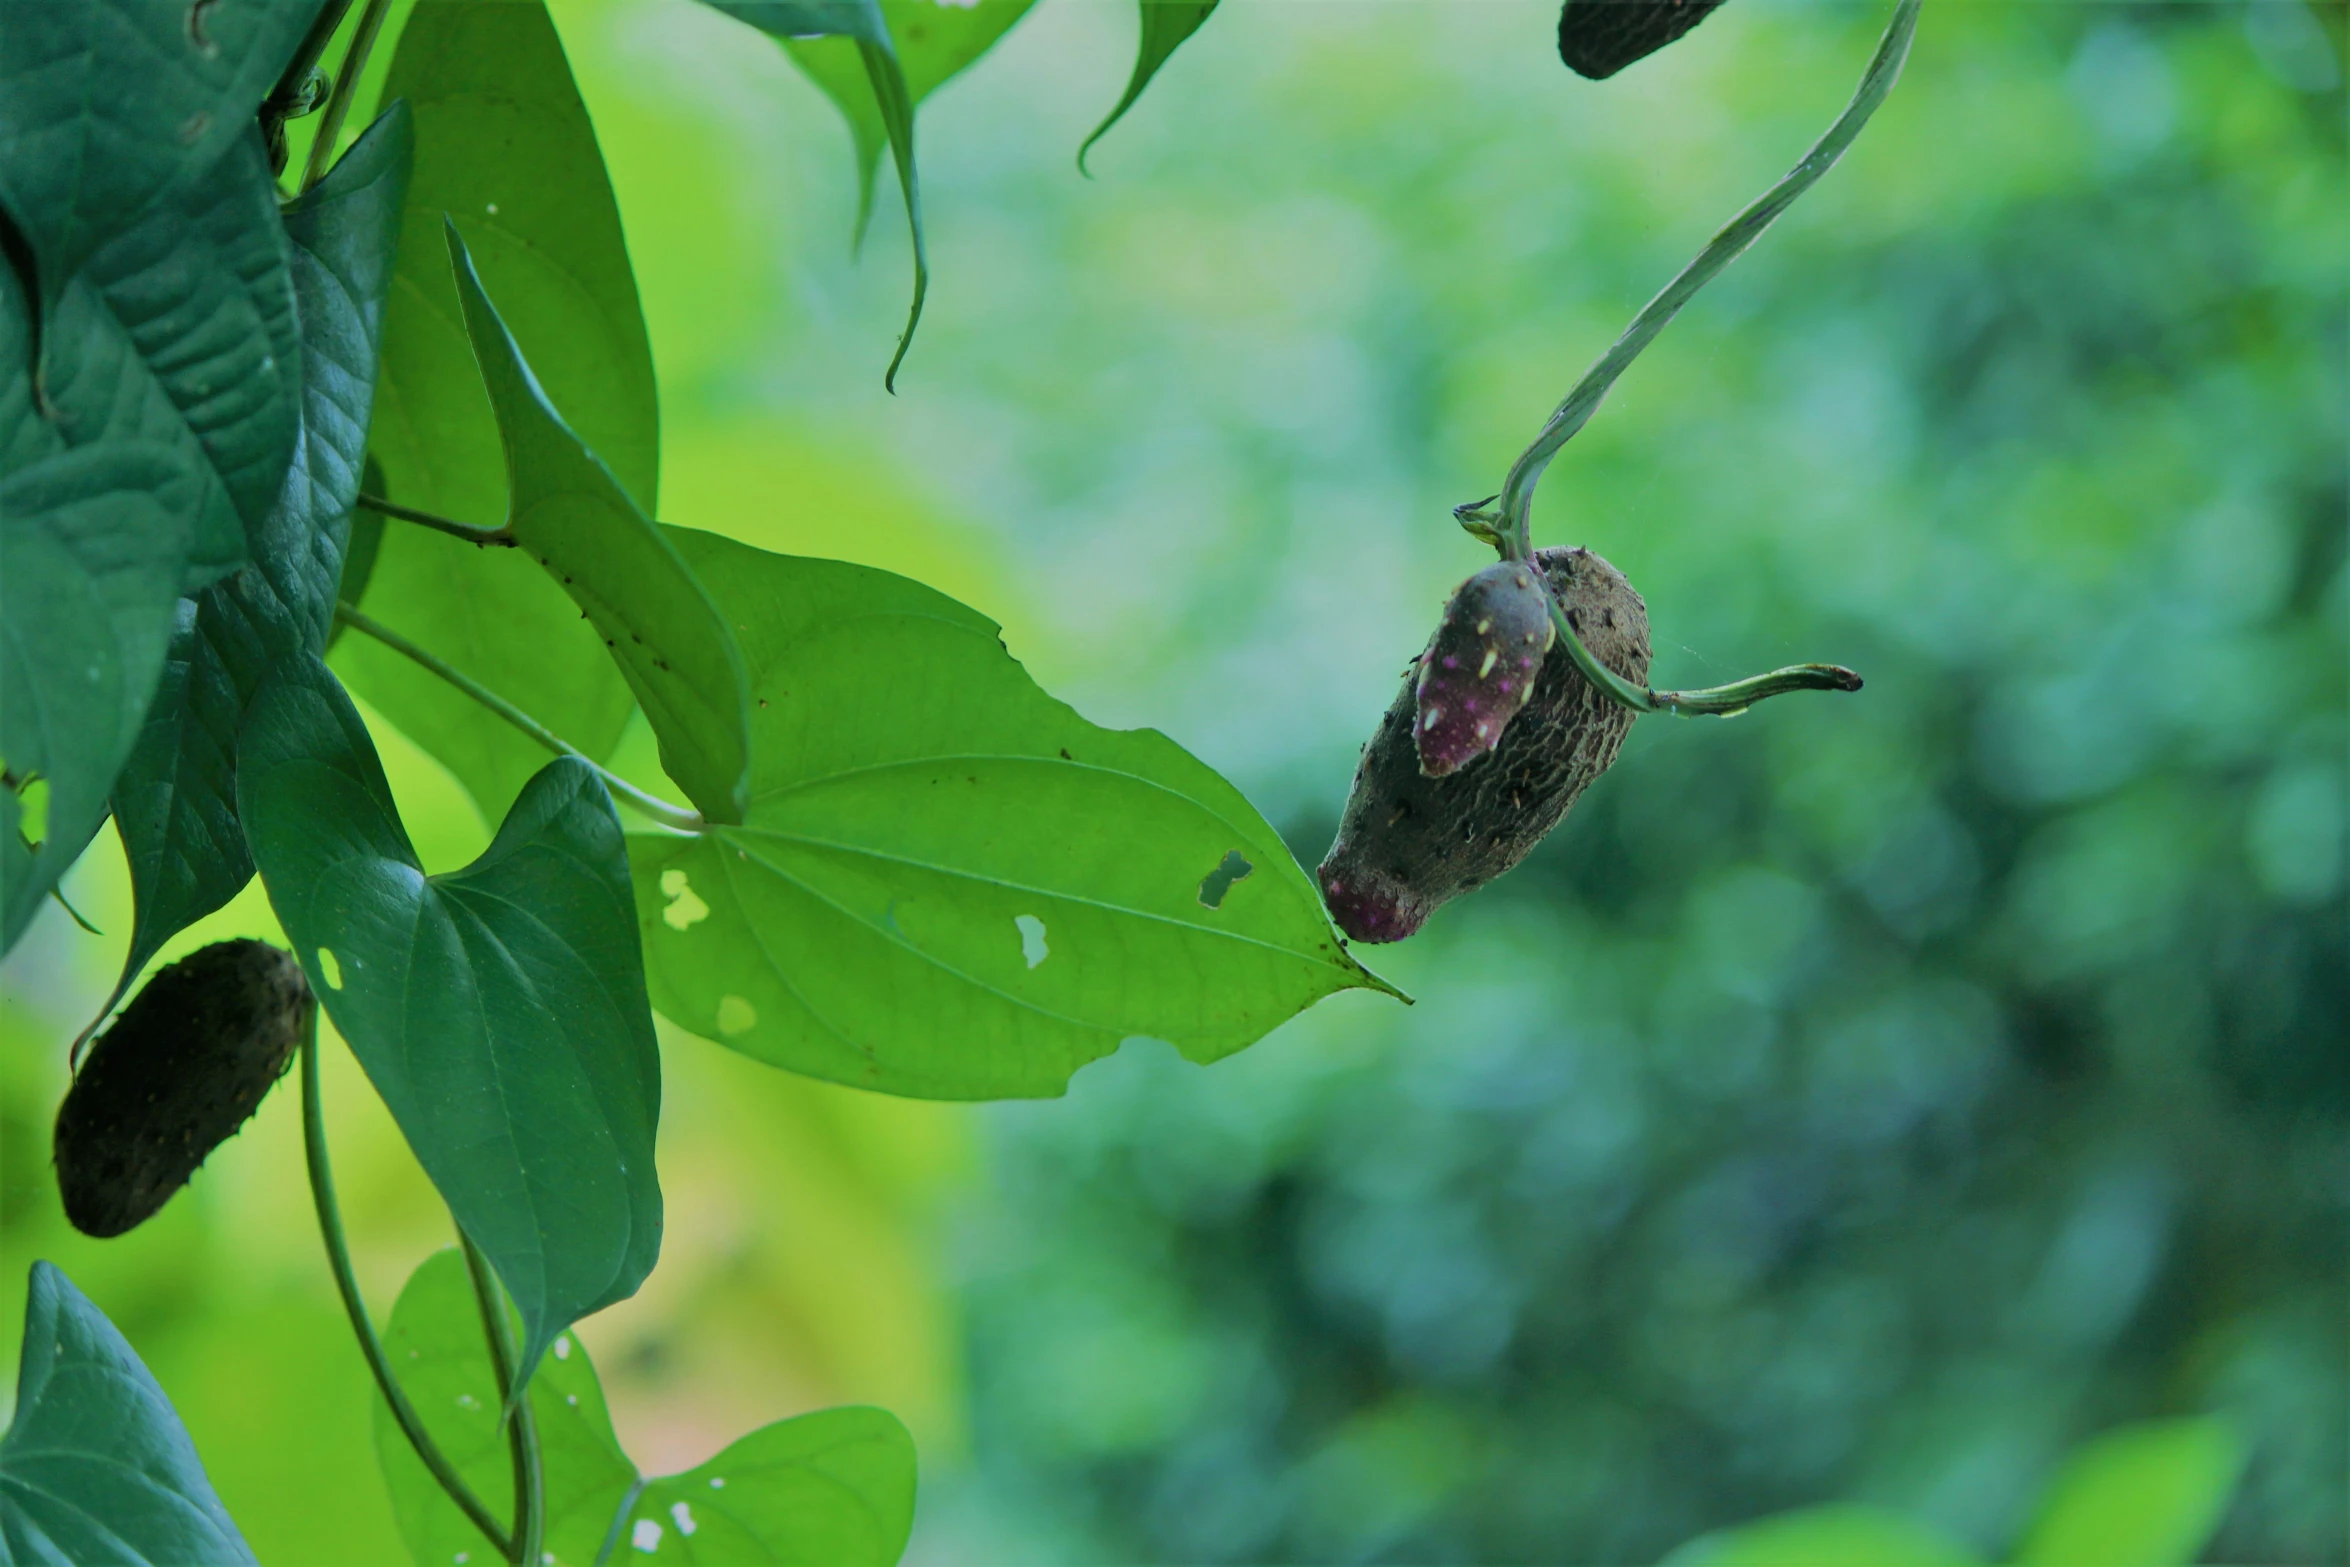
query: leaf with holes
[
  {"left": 101, "top": 104, "right": 412, "bottom": 1033},
  {"left": 1078, "top": 0, "right": 1220, "bottom": 170},
  {"left": 376, "top": 1247, "right": 917, "bottom": 1567},
  {"left": 337, "top": 0, "right": 652, "bottom": 824},
  {"left": 238, "top": 655, "right": 661, "bottom": 1391},
  {"left": 0, "top": 1261, "right": 257, "bottom": 1563},
  {"left": 444, "top": 223, "right": 750, "bottom": 824},
  {"left": 630, "top": 529, "right": 1396, "bottom": 1101}
]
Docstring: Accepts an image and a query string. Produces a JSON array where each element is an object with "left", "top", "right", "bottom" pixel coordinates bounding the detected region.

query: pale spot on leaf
[
  {"left": 553, "top": 1335, "right": 571, "bottom": 1360},
  {"left": 670, "top": 1501, "right": 698, "bottom": 1537},
  {"left": 633, "top": 1519, "right": 662, "bottom": 1553},
  {"left": 716, "top": 995, "right": 757, "bottom": 1035},
  {"left": 659, "top": 869, "right": 709, "bottom": 930},
  {"left": 1016, "top": 915, "right": 1049, "bottom": 969}
]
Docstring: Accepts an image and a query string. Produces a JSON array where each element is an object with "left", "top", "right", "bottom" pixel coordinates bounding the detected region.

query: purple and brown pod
[
  {"left": 1319, "top": 546, "right": 1650, "bottom": 943},
  {"left": 54, "top": 939, "right": 313, "bottom": 1238},
  {"left": 1414, "top": 561, "right": 1557, "bottom": 778}
]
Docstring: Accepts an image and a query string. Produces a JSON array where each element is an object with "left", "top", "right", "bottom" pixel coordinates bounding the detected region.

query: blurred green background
[{"left": 2, "top": 0, "right": 2342, "bottom": 1561}]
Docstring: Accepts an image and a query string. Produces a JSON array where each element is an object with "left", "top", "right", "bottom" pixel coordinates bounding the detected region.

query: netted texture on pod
[
  {"left": 1557, "top": 0, "right": 1729, "bottom": 80},
  {"left": 1416, "top": 561, "right": 1557, "bottom": 778},
  {"left": 1320, "top": 547, "right": 1649, "bottom": 943},
  {"left": 55, "top": 940, "right": 312, "bottom": 1238}
]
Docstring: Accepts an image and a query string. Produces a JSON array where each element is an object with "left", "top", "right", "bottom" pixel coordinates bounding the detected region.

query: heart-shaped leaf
[
  {"left": 0, "top": 1261, "right": 256, "bottom": 1564},
  {"left": 374, "top": 1248, "right": 915, "bottom": 1567},
  {"left": 630, "top": 528, "right": 1395, "bottom": 1101},
  {"left": 102, "top": 104, "right": 414, "bottom": 1030},
  {"left": 238, "top": 656, "right": 661, "bottom": 1390},
  {"left": 444, "top": 224, "right": 751, "bottom": 825},
  {"left": 1078, "top": 1, "right": 1220, "bottom": 171},
  {"left": 337, "top": 0, "right": 654, "bottom": 824}
]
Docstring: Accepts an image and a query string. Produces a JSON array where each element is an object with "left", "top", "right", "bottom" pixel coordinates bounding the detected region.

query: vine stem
[
  {"left": 460, "top": 1235, "right": 545, "bottom": 1567},
  {"left": 1479, "top": 0, "right": 1921, "bottom": 717},
  {"left": 300, "top": 0, "right": 394, "bottom": 193},
  {"left": 357, "top": 491, "right": 516, "bottom": 547},
  {"left": 302, "top": 1018, "right": 515, "bottom": 1555},
  {"left": 332, "top": 603, "right": 704, "bottom": 834}
]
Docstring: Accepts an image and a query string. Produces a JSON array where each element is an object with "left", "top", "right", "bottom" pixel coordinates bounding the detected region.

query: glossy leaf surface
[
  {"left": 1078, "top": 0, "right": 1220, "bottom": 170},
  {"left": 104, "top": 105, "right": 413, "bottom": 1027},
  {"left": 2014, "top": 1418, "right": 2244, "bottom": 1567},
  {"left": 630, "top": 529, "right": 1392, "bottom": 1100},
  {"left": 375, "top": 1248, "right": 917, "bottom": 1567},
  {"left": 445, "top": 225, "right": 749, "bottom": 824},
  {"left": 239, "top": 657, "right": 661, "bottom": 1389},
  {"left": 338, "top": 0, "right": 653, "bottom": 823},
  {"left": 0, "top": 1261, "right": 256, "bottom": 1564}
]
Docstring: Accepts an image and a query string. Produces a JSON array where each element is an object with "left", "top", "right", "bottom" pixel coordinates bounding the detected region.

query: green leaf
[
  {"left": 2014, "top": 1418, "right": 2245, "bottom": 1567},
  {"left": 1, "top": 438, "right": 204, "bottom": 953},
  {"left": 102, "top": 104, "right": 414, "bottom": 1034},
  {"left": 375, "top": 1249, "right": 637, "bottom": 1567},
  {"left": 0, "top": 1260, "right": 257, "bottom": 1564},
  {"left": 629, "top": 528, "right": 1394, "bottom": 1101},
  {"left": 1078, "top": 1, "right": 1220, "bottom": 172},
  {"left": 1659, "top": 1504, "right": 1983, "bottom": 1567},
  {"left": 374, "top": 1248, "right": 916, "bottom": 1567},
  {"left": 238, "top": 656, "right": 661, "bottom": 1390},
  {"left": 337, "top": 0, "right": 655, "bottom": 824},
  {"left": 0, "top": 0, "right": 324, "bottom": 303},
  {"left": 443, "top": 223, "right": 750, "bottom": 824}
]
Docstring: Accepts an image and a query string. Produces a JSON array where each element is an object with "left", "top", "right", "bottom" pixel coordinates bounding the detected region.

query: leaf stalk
[
  {"left": 1480, "top": 0, "right": 1920, "bottom": 718},
  {"left": 332, "top": 603, "right": 704, "bottom": 833},
  {"left": 357, "top": 491, "right": 516, "bottom": 547},
  {"left": 302, "top": 1019, "right": 514, "bottom": 1554},
  {"left": 299, "top": 0, "right": 395, "bottom": 193},
  {"left": 460, "top": 1235, "right": 545, "bottom": 1567}
]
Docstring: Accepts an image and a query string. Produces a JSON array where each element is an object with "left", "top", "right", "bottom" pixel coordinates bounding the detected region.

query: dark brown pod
[
  {"left": 1415, "top": 562, "right": 1556, "bottom": 778},
  {"left": 1558, "top": 0, "right": 1729, "bottom": 80},
  {"left": 1319, "top": 547, "right": 1650, "bottom": 943},
  {"left": 54, "top": 940, "right": 313, "bottom": 1238}
]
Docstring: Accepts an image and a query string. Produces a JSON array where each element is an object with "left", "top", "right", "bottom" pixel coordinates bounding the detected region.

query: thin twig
[
  {"left": 331, "top": 603, "right": 704, "bottom": 834},
  {"left": 303, "top": 1021, "right": 515, "bottom": 1554},
  {"left": 356, "top": 491, "right": 515, "bottom": 547},
  {"left": 300, "top": 0, "right": 395, "bottom": 193}
]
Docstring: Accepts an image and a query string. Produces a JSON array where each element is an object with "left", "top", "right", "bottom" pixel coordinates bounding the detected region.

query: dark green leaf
[
  {"left": 330, "top": 457, "right": 387, "bottom": 646},
  {"left": 102, "top": 105, "right": 413, "bottom": 1032},
  {"left": 2014, "top": 1418, "right": 2245, "bottom": 1567},
  {"left": 1, "top": 438, "right": 203, "bottom": 953},
  {"left": 0, "top": 1260, "right": 257, "bottom": 1564},
  {"left": 0, "top": 0, "right": 324, "bottom": 302},
  {"left": 629, "top": 529, "right": 1396, "bottom": 1101},
  {"left": 46, "top": 127, "right": 305, "bottom": 583},
  {"left": 374, "top": 1249, "right": 916, "bottom": 1567},
  {"left": 1078, "top": 1, "right": 1220, "bottom": 172},
  {"left": 336, "top": 0, "right": 654, "bottom": 823},
  {"left": 444, "top": 224, "right": 750, "bottom": 825},
  {"left": 375, "top": 1249, "right": 636, "bottom": 1567},
  {"left": 238, "top": 656, "right": 661, "bottom": 1390},
  {"left": 1659, "top": 1505, "right": 1981, "bottom": 1567}
]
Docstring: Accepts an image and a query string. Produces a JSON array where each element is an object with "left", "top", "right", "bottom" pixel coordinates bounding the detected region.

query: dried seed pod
[
  {"left": 55, "top": 940, "right": 312, "bottom": 1238},
  {"left": 1415, "top": 561, "right": 1556, "bottom": 778},
  {"left": 1557, "top": 0, "right": 1729, "bottom": 80},
  {"left": 1320, "top": 547, "right": 1650, "bottom": 943}
]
